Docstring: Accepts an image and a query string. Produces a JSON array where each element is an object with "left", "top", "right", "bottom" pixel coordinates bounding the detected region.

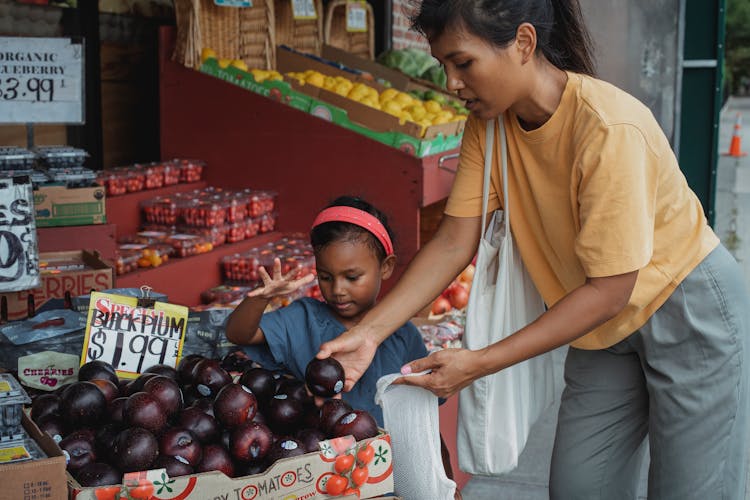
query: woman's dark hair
[
  {"left": 411, "top": 0, "right": 595, "bottom": 76},
  {"left": 310, "top": 196, "right": 395, "bottom": 262}
]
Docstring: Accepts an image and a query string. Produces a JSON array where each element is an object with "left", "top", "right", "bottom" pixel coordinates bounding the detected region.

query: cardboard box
[
  {"left": 69, "top": 433, "right": 395, "bottom": 500},
  {"left": 0, "top": 412, "right": 68, "bottom": 500},
  {"left": 33, "top": 183, "right": 106, "bottom": 228},
  {"left": 275, "top": 46, "right": 465, "bottom": 141},
  {"left": 0, "top": 250, "right": 114, "bottom": 320}
]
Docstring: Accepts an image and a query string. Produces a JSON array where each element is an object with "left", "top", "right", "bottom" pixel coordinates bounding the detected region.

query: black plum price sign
[{"left": 0, "top": 37, "right": 84, "bottom": 124}]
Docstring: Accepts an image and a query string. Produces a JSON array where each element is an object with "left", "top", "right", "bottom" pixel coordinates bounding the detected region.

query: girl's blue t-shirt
[{"left": 249, "top": 297, "right": 428, "bottom": 426}]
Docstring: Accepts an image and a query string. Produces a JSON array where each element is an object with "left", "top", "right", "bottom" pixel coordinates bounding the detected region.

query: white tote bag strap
[{"left": 481, "top": 117, "right": 508, "bottom": 230}]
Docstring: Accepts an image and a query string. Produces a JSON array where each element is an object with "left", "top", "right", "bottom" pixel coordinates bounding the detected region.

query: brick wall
[{"left": 391, "top": 0, "right": 430, "bottom": 51}]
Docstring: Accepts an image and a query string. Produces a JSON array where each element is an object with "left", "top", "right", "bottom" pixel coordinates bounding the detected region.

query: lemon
[
  {"left": 398, "top": 110, "right": 414, "bottom": 123},
  {"left": 407, "top": 105, "right": 427, "bottom": 120},
  {"left": 305, "top": 72, "right": 325, "bottom": 87},
  {"left": 394, "top": 92, "right": 414, "bottom": 108},
  {"left": 382, "top": 100, "right": 403, "bottom": 116},
  {"left": 453, "top": 114, "right": 468, "bottom": 121},
  {"left": 437, "top": 110, "right": 455, "bottom": 121},
  {"left": 323, "top": 76, "right": 337, "bottom": 90},
  {"left": 267, "top": 71, "right": 283, "bottom": 82},
  {"left": 230, "top": 59, "right": 248, "bottom": 71},
  {"left": 250, "top": 69, "right": 268, "bottom": 82},
  {"left": 348, "top": 87, "right": 369, "bottom": 101},
  {"left": 334, "top": 81, "right": 353, "bottom": 96},
  {"left": 217, "top": 58, "right": 232, "bottom": 69},
  {"left": 425, "top": 100, "right": 443, "bottom": 114},
  {"left": 379, "top": 88, "right": 400, "bottom": 104},
  {"left": 432, "top": 115, "right": 452, "bottom": 125},
  {"left": 360, "top": 97, "right": 380, "bottom": 109},
  {"left": 201, "top": 48, "right": 217, "bottom": 62}
]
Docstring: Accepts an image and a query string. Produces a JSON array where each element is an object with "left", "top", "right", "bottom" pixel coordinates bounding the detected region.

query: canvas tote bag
[{"left": 457, "top": 117, "right": 555, "bottom": 475}]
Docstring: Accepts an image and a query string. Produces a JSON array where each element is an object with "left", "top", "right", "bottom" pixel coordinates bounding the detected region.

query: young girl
[{"left": 224, "top": 195, "right": 429, "bottom": 426}]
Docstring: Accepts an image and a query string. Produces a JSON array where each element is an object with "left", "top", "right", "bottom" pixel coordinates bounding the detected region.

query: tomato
[
  {"left": 94, "top": 486, "right": 121, "bottom": 500},
  {"left": 127, "top": 484, "right": 155, "bottom": 499},
  {"left": 326, "top": 474, "right": 348, "bottom": 496},
  {"left": 449, "top": 286, "right": 469, "bottom": 310},
  {"left": 351, "top": 466, "right": 369, "bottom": 486},
  {"left": 459, "top": 264, "right": 475, "bottom": 284},
  {"left": 342, "top": 487, "right": 360, "bottom": 498},
  {"left": 356, "top": 444, "right": 374, "bottom": 465},
  {"left": 334, "top": 453, "right": 355, "bottom": 474},
  {"left": 431, "top": 296, "right": 452, "bottom": 315}
]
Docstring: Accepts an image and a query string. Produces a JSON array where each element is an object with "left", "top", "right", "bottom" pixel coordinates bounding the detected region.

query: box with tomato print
[{"left": 68, "top": 433, "right": 395, "bottom": 500}]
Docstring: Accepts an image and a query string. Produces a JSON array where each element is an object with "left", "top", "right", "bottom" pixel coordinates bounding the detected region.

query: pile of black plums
[{"left": 29, "top": 352, "right": 379, "bottom": 488}]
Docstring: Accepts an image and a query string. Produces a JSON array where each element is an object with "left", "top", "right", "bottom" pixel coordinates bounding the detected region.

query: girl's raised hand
[
  {"left": 394, "top": 348, "right": 482, "bottom": 399},
  {"left": 247, "top": 257, "right": 315, "bottom": 300}
]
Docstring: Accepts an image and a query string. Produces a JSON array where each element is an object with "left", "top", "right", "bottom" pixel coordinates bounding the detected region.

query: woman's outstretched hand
[
  {"left": 247, "top": 257, "right": 315, "bottom": 300},
  {"left": 394, "top": 348, "right": 483, "bottom": 399},
  {"left": 317, "top": 326, "right": 380, "bottom": 392}
]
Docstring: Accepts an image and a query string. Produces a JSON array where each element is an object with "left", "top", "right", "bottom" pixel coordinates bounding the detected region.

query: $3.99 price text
[{"left": 0, "top": 76, "right": 58, "bottom": 102}]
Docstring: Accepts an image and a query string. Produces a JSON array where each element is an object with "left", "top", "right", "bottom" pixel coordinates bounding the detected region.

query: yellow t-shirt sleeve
[
  {"left": 576, "top": 123, "right": 657, "bottom": 277},
  {"left": 444, "top": 115, "right": 501, "bottom": 217}
]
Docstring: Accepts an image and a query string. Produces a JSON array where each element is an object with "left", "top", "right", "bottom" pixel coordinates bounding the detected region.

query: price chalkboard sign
[
  {"left": 81, "top": 292, "right": 188, "bottom": 379},
  {"left": 0, "top": 36, "right": 84, "bottom": 124}
]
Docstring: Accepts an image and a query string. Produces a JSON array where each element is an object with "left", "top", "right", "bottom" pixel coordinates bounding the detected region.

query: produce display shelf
[
  {"left": 115, "top": 231, "right": 281, "bottom": 307},
  {"left": 106, "top": 180, "right": 208, "bottom": 237}
]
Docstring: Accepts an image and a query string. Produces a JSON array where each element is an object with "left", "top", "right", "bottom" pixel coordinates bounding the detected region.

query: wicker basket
[
  {"left": 173, "top": 0, "right": 276, "bottom": 70},
  {"left": 274, "top": 0, "right": 324, "bottom": 56},
  {"left": 323, "top": 0, "right": 375, "bottom": 60}
]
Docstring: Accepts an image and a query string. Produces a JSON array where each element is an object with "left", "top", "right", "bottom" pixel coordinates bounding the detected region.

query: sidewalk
[{"left": 460, "top": 96, "right": 750, "bottom": 500}]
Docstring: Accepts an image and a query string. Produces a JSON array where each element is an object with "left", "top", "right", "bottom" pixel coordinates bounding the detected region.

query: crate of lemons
[
  {"left": 286, "top": 69, "right": 467, "bottom": 138},
  {"left": 201, "top": 49, "right": 466, "bottom": 138}
]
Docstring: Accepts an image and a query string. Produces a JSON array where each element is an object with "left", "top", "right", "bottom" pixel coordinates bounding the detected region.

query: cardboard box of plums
[{"left": 52, "top": 354, "right": 394, "bottom": 499}]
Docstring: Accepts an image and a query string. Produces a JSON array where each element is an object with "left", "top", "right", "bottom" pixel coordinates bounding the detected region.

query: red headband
[{"left": 312, "top": 206, "right": 394, "bottom": 256}]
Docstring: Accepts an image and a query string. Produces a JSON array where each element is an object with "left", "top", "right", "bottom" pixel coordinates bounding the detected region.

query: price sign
[
  {"left": 292, "top": 0, "right": 317, "bottom": 20},
  {"left": 214, "top": 0, "right": 252, "bottom": 7},
  {"left": 81, "top": 292, "right": 188, "bottom": 379},
  {"left": 0, "top": 37, "right": 84, "bottom": 124},
  {"left": 346, "top": 1, "right": 368, "bottom": 32}
]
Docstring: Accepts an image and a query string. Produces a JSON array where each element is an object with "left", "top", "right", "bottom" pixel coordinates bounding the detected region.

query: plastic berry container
[
  {"left": 98, "top": 169, "right": 128, "bottom": 196},
  {"left": 115, "top": 245, "right": 146, "bottom": 275},
  {"left": 142, "top": 162, "right": 166, "bottom": 189},
  {"left": 179, "top": 197, "right": 229, "bottom": 228},
  {"left": 225, "top": 193, "right": 248, "bottom": 223},
  {"left": 142, "top": 197, "right": 180, "bottom": 225},
  {"left": 123, "top": 168, "right": 146, "bottom": 193},
  {"left": 47, "top": 166, "right": 97, "bottom": 188},
  {"left": 34, "top": 145, "right": 89, "bottom": 168},
  {"left": 244, "top": 217, "right": 261, "bottom": 239},
  {"left": 221, "top": 251, "right": 261, "bottom": 283},
  {"left": 137, "top": 244, "right": 174, "bottom": 268},
  {"left": 119, "top": 230, "right": 171, "bottom": 245},
  {"left": 247, "top": 190, "right": 277, "bottom": 217},
  {"left": 175, "top": 159, "right": 205, "bottom": 183},
  {"left": 258, "top": 212, "right": 277, "bottom": 234},
  {"left": 0, "top": 147, "right": 36, "bottom": 170},
  {"left": 0, "top": 373, "right": 32, "bottom": 439},
  {"left": 165, "top": 233, "right": 213, "bottom": 257},
  {"left": 162, "top": 161, "right": 180, "bottom": 186},
  {"left": 179, "top": 226, "right": 228, "bottom": 247}
]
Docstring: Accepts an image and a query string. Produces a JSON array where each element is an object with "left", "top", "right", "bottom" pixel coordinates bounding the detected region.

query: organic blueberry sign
[
  {"left": 0, "top": 177, "right": 39, "bottom": 292},
  {"left": 0, "top": 37, "right": 84, "bottom": 124},
  {"left": 81, "top": 292, "right": 188, "bottom": 379}
]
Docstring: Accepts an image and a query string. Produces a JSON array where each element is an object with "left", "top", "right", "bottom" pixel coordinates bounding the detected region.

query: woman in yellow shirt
[{"left": 317, "top": 0, "right": 749, "bottom": 498}]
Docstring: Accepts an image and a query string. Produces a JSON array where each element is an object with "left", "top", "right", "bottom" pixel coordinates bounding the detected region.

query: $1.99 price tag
[
  {"left": 0, "top": 37, "right": 84, "bottom": 124},
  {"left": 346, "top": 1, "right": 368, "bottom": 32},
  {"left": 292, "top": 0, "right": 317, "bottom": 19}
]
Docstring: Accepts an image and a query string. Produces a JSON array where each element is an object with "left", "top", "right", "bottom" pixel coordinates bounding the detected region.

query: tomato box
[
  {"left": 0, "top": 250, "right": 114, "bottom": 321},
  {"left": 0, "top": 412, "right": 68, "bottom": 500},
  {"left": 33, "top": 183, "right": 106, "bottom": 228},
  {"left": 68, "top": 433, "right": 395, "bottom": 500}
]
